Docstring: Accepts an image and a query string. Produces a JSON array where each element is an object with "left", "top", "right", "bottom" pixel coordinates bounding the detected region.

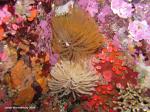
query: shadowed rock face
[
  {"left": 0, "top": 0, "right": 16, "bottom": 6},
  {"left": 124, "top": 0, "right": 141, "bottom": 3},
  {"left": 54, "top": 0, "right": 70, "bottom": 6},
  {"left": 31, "top": 80, "right": 42, "bottom": 102},
  {"left": 0, "top": 0, "right": 10, "bottom": 5}
]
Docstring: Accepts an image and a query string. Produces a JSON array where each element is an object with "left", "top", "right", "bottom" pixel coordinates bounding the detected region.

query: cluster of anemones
[
  {"left": 81, "top": 42, "right": 139, "bottom": 111},
  {"left": 94, "top": 42, "right": 127, "bottom": 75}
]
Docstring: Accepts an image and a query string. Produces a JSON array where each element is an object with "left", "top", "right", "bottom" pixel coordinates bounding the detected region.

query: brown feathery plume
[
  {"left": 51, "top": 6, "right": 104, "bottom": 62},
  {"left": 48, "top": 60, "right": 99, "bottom": 99}
]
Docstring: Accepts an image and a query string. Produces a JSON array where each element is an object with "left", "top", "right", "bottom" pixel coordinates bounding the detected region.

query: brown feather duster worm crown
[
  {"left": 51, "top": 6, "right": 104, "bottom": 62},
  {"left": 48, "top": 60, "right": 100, "bottom": 99}
]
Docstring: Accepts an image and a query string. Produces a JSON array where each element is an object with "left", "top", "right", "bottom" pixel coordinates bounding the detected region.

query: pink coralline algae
[
  {"left": 77, "top": 0, "right": 98, "bottom": 17},
  {"left": 0, "top": 52, "right": 8, "bottom": 62},
  {"left": 0, "top": 5, "right": 11, "bottom": 25},
  {"left": 134, "top": 3, "right": 150, "bottom": 24},
  {"left": 98, "top": 5, "right": 112, "bottom": 23},
  {"left": 37, "top": 18, "right": 58, "bottom": 65},
  {"left": 128, "top": 20, "right": 150, "bottom": 42},
  {"left": 111, "top": 0, "right": 133, "bottom": 18}
]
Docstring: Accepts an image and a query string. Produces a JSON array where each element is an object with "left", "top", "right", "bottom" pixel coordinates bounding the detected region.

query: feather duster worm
[
  {"left": 51, "top": 6, "right": 104, "bottom": 62},
  {"left": 48, "top": 60, "right": 99, "bottom": 99}
]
